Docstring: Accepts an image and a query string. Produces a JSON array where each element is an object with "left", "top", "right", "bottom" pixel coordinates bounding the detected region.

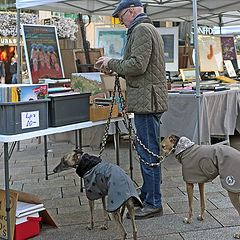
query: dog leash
[{"left": 99, "top": 75, "right": 172, "bottom": 168}]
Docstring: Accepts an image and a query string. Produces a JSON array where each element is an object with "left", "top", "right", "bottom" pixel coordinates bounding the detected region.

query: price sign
[{"left": 21, "top": 111, "right": 40, "bottom": 129}]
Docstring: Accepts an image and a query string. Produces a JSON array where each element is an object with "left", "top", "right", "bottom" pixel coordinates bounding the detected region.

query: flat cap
[{"left": 112, "top": 0, "right": 143, "bottom": 17}]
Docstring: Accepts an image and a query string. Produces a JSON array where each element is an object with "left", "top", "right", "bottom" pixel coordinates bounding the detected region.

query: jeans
[
  {"left": 11, "top": 74, "right": 17, "bottom": 84},
  {"left": 134, "top": 113, "right": 163, "bottom": 209}
]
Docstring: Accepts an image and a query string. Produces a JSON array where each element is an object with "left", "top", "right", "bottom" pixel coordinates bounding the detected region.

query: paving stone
[
  {"left": 180, "top": 226, "right": 240, "bottom": 240},
  {"left": 168, "top": 199, "right": 217, "bottom": 214},
  {"left": 207, "top": 208, "right": 240, "bottom": 227},
  {"left": 21, "top": 187, "right": 62, "bottom": 201},
  {"left": 43, "top": 196, "right": 80, "bottom": 209}
]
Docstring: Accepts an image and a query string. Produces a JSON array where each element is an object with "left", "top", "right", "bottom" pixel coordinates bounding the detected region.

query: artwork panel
[
  {"left": 220, "top": 36, "right": 237, "bottom": 60},
  {"left": 96, "top": 28, "right": 127, "bottom": 59},
  {"left": 198, "top": 35, "right": 224, "bottom": 72},
  {"left": 22, "top": 24, "right": 64, "bottom": 84},
  {"left": 157, "top": 27, "right": 178, "bottom": 72}
]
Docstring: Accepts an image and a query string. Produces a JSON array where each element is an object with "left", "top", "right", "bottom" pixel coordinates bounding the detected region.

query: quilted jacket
[{"left": 108, "top": 18, "right": 168, "bottom": 114}]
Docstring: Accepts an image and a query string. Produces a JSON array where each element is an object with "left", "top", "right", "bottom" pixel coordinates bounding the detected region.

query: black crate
[
  {"left": 48, "top": 92, "right": 90, "bottom": 127},
  {"left": 0, "top": 100, "right": 49, "bottom": 135}
]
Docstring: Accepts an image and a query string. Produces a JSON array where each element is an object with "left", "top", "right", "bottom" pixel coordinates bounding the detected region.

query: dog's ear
[
  {"left": 74, "top": 149, "right": 83, "bottom": 154},
  {"left": 169, "top": 134, "right": 180, "bottom": 143}
]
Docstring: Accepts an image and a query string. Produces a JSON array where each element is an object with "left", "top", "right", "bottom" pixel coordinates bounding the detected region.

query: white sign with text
[{"left": 21, "top": 111, "right": 40, "bottom": 129}]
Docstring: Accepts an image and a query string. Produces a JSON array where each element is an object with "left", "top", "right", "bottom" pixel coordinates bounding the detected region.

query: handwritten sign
[
  {"left": 0, "top": 189, "right": 18, "bottom": 240},
  {"left": 21, "top": 111, "right": 40, "bottom": 129}
]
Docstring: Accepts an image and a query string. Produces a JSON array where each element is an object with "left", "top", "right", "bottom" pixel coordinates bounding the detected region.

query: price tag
[{"left": 21, "top": 111, "right": 40, "bottom": 129}]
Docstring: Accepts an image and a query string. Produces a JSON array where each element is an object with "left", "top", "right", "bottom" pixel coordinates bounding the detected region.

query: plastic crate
[
  {"left": 0, "top": 100, "right": 49, "bottom": 135},
  {"left": 48, "top": 92, "right": 90, "bottom": 127}
]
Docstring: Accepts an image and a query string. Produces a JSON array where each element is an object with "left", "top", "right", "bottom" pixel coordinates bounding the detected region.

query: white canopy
[{"left": 16, "top": 0, "right": 240, "bottom": 26}]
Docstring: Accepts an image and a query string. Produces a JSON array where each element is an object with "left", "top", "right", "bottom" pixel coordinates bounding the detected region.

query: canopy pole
[
  {"left": 192, "top": 0, "right": 201, "bottom": 144},
  {"left": 17, "top": 9, "right": 21, "bottom": 83}
]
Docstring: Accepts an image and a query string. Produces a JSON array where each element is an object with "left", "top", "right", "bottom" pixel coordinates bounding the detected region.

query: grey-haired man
[{"left": 96, "top": 0, "right": 168, "bottom": 219}]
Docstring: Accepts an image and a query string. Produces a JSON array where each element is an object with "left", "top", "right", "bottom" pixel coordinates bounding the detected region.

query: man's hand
[{"left": 95, "top": 56, "right": 111, "bottom": 69}]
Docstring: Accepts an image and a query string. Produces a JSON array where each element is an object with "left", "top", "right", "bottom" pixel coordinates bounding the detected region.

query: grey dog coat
[
  {"left": 83, "top": 162, "right": 142, "bottom": 212},
  {"left": 175, "top": 137, "right": 240, "bottom": 193}
]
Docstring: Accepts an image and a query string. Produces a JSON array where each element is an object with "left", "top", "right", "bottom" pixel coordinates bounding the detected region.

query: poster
[
  {"left": 220, "top": 36, "right": 237, "bottom": 60},
  {"left": 157, "top": 27, "right": 179, "bottom": 72},
  {"left": 198, "top": 35, "right": 224, "bottom": 72},
  {"left": 96, "top": 28, "right": 127, "bottom": 59},
  {"left": 22, "top": 24, "right": 64, "bottom": 84}
]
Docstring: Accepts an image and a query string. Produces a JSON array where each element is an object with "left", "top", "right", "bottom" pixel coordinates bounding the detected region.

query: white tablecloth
[{"left": 160, "top": 89, "right": 240, "bottom": 144}]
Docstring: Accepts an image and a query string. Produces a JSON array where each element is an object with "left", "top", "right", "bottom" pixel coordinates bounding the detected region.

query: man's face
[{"left": 118, "top": 8, "right": 134, "bottom": 27}]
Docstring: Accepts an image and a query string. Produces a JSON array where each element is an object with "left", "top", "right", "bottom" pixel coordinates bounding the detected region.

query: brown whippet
[
  {"left": 53, "top": 150, "right": 141, "bottom": 240},
  {"left": 160, "top": 134, "right": 240, "bottom": 239}
]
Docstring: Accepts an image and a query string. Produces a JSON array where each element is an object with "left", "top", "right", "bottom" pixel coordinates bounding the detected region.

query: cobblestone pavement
[{"left": 0, "top": 133, "right": 240, "bottom": 240}]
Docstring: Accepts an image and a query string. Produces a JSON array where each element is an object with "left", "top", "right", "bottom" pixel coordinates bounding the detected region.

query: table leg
[
  {"left": 4, "top": 143, "right": 11, "bottom": 240},
  {"left": 44, "top": 135, "right": 48, "bottom": 180},
  {"left": 78, "top": 129, "right": 82, "bottom": 150},
  {"left": 114, "top": 122, "right": 120, "bottom": 166},
  {"left": 75, "top": 130, "right": 78, "bottom": 149},
  {"left": 78, "top": 129, "right": 84, "bottom": 193},
  {"left": 128, "top": 119, "right": 133, "bottom": 180}
]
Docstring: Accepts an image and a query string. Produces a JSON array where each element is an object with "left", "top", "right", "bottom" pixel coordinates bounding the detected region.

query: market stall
[{"left": 0, "top": 1, "right": 237, "bottom": 240}]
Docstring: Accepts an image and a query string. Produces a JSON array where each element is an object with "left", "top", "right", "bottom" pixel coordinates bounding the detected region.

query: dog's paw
[
  {"left": 100, "top": 224, "right": 108, "bottom": 230},
  {"left": 197, "top": 215, "right": 204, "bottom": 221},
  {"left": 87, "top": 224, "right": 94, "bottom": 230},
  {"left": 183, "top": 218, "right": 191, "bottom": 224},
  {"left": 234, "top": 232, "right": 240, "bottom": 239}
]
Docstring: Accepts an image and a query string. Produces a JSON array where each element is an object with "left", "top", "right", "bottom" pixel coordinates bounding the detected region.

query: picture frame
[
  {"left": 156, "top": 27, "right": 179, "bottom": 72},
  {"left": 180, "top": 68, "right": 201, "bottom": 82},
  {"left": 21, "top": 24, "right": 64, "bottom": 84},
  {"left": 220, "top": 35, "right": 237, "bottom": 61},
  {"left": 233, "top": 33, "right": 240, "bottom": 55},
  {"left": 198, "top": 34, "right": 224, "bottom": 72},
  {"left": 95, "top": 27, "right": 127, "bottom": 59}
]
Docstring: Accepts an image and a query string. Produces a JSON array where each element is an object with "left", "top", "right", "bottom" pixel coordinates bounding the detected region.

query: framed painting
[
  {"left": 95, "top": 27, "right": 127, "bottom": 59},
  {"left": 198, "top": 34, "right": 224, "bottom": 72},
  {"left": 157, "top": 27, "right": 179, "bottom": 72},
  {"left": 233, "top": 33, "right": 240, "bottom": 55},
  {"left": 180, "top": 68, "right": 201, "bottom": 82},
  {"left": 220, "top": 35, "right": 237, "bottom": 60},
  {"left": 22, "top": 24, "right": 64, "bottom": 84}
]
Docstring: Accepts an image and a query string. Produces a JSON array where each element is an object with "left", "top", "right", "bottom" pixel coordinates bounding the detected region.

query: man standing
[
  {"left": 0, "top": 59, "right": 5, "bottom": 84},
  {"left": 10, "top": 57, "right": 17, "bottom": 84},
  {"left": 96, "top": 0, "right": 168, "bottom": 219}
]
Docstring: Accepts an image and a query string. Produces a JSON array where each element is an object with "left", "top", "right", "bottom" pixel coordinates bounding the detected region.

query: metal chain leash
[{"left": 99, "top": 75, "right": 168, "bottom": 167}]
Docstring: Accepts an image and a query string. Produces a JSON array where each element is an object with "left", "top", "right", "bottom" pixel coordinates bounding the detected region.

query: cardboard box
[
  {"left": 0, "top": 189, "right": 57, "bottom": 240},
  {"left": 90, "top": 104, "right": 118, "bottom": 122}
]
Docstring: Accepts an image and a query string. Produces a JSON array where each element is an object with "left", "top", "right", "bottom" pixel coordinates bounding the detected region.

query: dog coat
[
  {"left": 175, "top": 137, "right": 240, "bottom": 193},
  {"left": 83, "top": 161, "right": 142, "bottom": 212}
]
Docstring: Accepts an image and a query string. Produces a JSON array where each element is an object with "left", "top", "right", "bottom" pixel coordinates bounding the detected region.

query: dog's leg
[
  {"left": 112, "top": 211, "right": 127, "bottom": 240},
  {"left": 197, "top": 183, "right": 205, "bottom": 221},
  {"left": 126, "top": 198, "right": 137, "bottom": 240},
  {"left": 184, "top": 183, "right": 194, "bottom": 223},
  {"left": 101, "top": 196, "right": 108, "bottom": 230},
  {"left": 120, "top": 204, "right": 126, "bottom": 223},
  {"left": 87, "top": 200, "right": 94, "bottom": 230},
  {"left": 228, "top": 191, "right": 240, "bottom": 239}
]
